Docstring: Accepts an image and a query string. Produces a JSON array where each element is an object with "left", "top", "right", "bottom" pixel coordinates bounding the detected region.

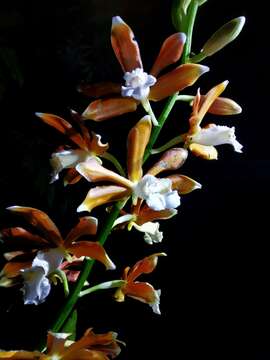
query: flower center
[{"left": 121, "top": 68, "right": 156, "bottom": 101}]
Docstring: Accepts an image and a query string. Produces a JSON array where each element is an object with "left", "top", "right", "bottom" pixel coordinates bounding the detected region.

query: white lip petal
[
  {"left": 132, "top": 222, "right": 163, "bottom": 245},
  {"left": 134, "top": 175, "right": 181, "bottom": 211},
  {"left": 21, "top": 266, "right": 51, "bottom": 305},
  {"left": 191, "top": 125, "right": 243, "bottom": 152}
]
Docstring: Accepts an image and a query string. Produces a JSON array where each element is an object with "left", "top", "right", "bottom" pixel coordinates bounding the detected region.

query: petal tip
[
  {"left": 112, "top": 16, "right": 124, "bottom": 25},
  {"left": 178, "top": 32, "right": 187, "bottom": 43}
]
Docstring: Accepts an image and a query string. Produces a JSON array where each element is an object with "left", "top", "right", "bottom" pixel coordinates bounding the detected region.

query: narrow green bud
[
  {"left": 201, "top": 16, "right": 246, "bottom": 56},
  {"left": 172, "top": 0, "right": 207, "bottom": 32}
]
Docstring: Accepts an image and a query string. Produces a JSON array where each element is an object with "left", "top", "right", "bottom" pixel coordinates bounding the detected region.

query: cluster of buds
[{"left": 0, "top": 1, "right": 245, "bottom": 357}]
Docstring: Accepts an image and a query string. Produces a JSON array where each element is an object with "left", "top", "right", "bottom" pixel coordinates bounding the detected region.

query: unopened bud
[{"left": 201, "top": 16, "right": 245, "bottom": 57}]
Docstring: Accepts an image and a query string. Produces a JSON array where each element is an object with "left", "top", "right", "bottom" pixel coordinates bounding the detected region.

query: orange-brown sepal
[
  {"left": 147, "top": 148, "right": 188, "bottom": 176},
  {"left": 127, "top": 115, "right": 152, "bottom": 182},
  {"left": 167, "top": 174, "right": 202, "bottom": 194},
  {"left": 149, "top": 64, "right": 209, "bottom": 101},
  {"left": 78, "top": 81, "right": 121, "bottom": 98},
  {"left": 111, "top": 16, "right": 143, "bottom": 72},
  {"left": 189, "top": 143, "right": 218, "bottom": 160},
  {"left": 64, "top": 216, "right": 98, "bottom": 247},
  {"left": 82, "top": 98, "right": 138, "bottom": 121},
  {"left": 150, "top": 33, "right": 186, "bottom": 77}
]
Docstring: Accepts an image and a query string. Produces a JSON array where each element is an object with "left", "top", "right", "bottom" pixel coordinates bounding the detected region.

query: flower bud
[{"left": 201, "top": 16, "right": 245, "bottom": 56}]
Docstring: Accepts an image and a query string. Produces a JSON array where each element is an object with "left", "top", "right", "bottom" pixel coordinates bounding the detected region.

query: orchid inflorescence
[{"left": 0, "top": 1, "right": 245, "bottom": 358}]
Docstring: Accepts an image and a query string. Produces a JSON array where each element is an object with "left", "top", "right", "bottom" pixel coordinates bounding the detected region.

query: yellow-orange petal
[
  {"left": 127, "top": 115, "right": 152, "bottom": 182},
  {"left": 147, "top": 148, "right": 188, "bottom": 176},
  {"left": 78, "top": 81, "right": 121, "bottom": 98},
  {"left": 150, "top": 33, "right": 186, "bottom": 77},
  {"left": 64, "top": 216, "right": 98, "bottom": 247},
  {"left": 189, "top": 143, "right": 218, "bottom": 160},
  {"left": 136, "top": 206, "right": 177, "bottom": 225},
  {"left": 197, "top": 81, "right": 228, "bottom": 124},
  {"left": 149, "top": 64, "right": 209, "bottom": 101},
  {"left": 82, "top": 98, "right": 138, "bottom": 121},
  {"left": 206, "top": 96, "right": 242, "bottom": 115},
  {"left": 167, "top": 174, "right": 202, "bottom": 194},
  {"left": 35, "top": 113, "right": 87, "bottom": 150},
  {"left": 111, "top": 16, "right": 143, "bottom": 72},
  {"left": 0, "top": 260, "right": 32, "bottom": 279},
  {"left": 124, "top": 281, "right": 158, "bottom": 304},
  {"left": 77, "top": 185, "right": 131, "bottom": 213},
  {"left": 68, "top": 241, "right": 115, "bottom": 270},
  {"left": 7, "top": 206, "right": 63, "bottom": 247},
  {"left": 128, "top": 253, "right": 166, "bottom": 282},
  {"left": 0, "top": 351, "right": 42, "bottom": 359},
  {"left": 63, "top": 168, "right": 82, "bottom": 186},
  {"left": 1, "top": 227, "right": 49, "bottom": 247},
  {"left": 76, "top": 159, "right": 133, "bottom": 188}
]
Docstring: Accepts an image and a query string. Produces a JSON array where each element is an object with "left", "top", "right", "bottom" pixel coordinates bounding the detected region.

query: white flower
[
  {"left": 132, "top": 222, "right": 163, "bottom": 245},
  {"left": 134, "top": 174, "right": 181, "bottom": 211},
  {"left": 150, "top": 289, "right": 161, "bottom": 315},
  {"left": 50, "top": 149, "right": 94, "bottom": 183},
  {"left": 21, "top": 248, "right": 64, "bottom": 305},
  {"left": 121, "top": 68, "right": 156, "bottom": 101},
  {"left": 190, "top": 124, "right": 243, "bottom": 152}
]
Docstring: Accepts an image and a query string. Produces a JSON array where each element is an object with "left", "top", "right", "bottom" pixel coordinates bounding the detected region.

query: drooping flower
[
  {"left": 0, "top": 327, "right": 123, "bottom": 359},
  {"left": 184, "top": 81, "right": 243, "bottom": 159},
  {"left": 76, "top": 115, "right": 198, "bottom": 213},
  {"left": 114, "top": 253, "right": 166, "bottom": 314},
  {"left": 0, "top": 206, "right": 115, "bottom": 304},
  {"left": 80, "top": 16, "right": 209, "bottom": 124},
  {"left": 36, "top": 111, "right": 108, "bottom": 184}
]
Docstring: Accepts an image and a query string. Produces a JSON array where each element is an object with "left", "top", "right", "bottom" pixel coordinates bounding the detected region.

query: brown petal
[
  {"left": 136, "top": 206, "right": 177, "bottom": 225},
  {"left": 167, "top": 174, "right": 202, "bottom": 194},
  {"left": 189, "top": 143, "right": 218, "bottom": 160},
  {"left": 111, "top": 16, "right": 143, "bottom": 72},
  {"left": 0, "top": 227, "right": 49, "bottom": 248},
  {"left": 205, "top": 96, "right": 242, "bottom": 115},
  {"left": 78, "top": 82, "right": 121, "bottom": 98},
  {"left": 7, "top": 206, "right": 63, "bottom": 247},
  {"left": 35, "top": 113, "right": 87, "bottom": 150},
  {"left": 127, "top": 115, "right": 152, "bottom": 182},
  {"left": 77, "top": 186, "right": 131, "bottom": 213},
  {"left": 65, "top": 216, "right": 98, "bottom": 246},
  {"left": 0, "top": 350, "right": 42, "bottom": 358},
  {"left": 147, "top": 148, "right": 188, "bottom": 176},
  {"left": 82, "top": 98, "right": 138, "bottom": 121},
  {"left": 0, "top": 260, "right": 32, "bottom": 278},
  {"left": 149, "top": 64, "right": 209, "bottom": 101},
  {"left": 63, "top": 168, "right": 82, "bottom": 186},
  {"left": 68, "top": 241, "right": 115, "bottom": 270},
  {"left": 150, "top": 33, "right": 186, "bottom": 77},
  {"left": 197, "top": 81, "right": 228, "bottom": 123},
  {"left": 125, "top": 282, "right": 158, "bottom": 304},
  {"left": 76, "top": 159, "right": 133, "bottom": 188},
  {"left": 128, "top": 253, "right": 166, "bottom": 282}
]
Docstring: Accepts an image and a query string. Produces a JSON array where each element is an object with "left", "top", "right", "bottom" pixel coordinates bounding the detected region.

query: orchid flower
[
  {"left": 0, "top": 328, "right": 123, "bottom": 359},
  {"left": 0, "top": 206, "right": 115, "bottom": 304},
  {"left": 184, "top": 81, "right": 243, "bottom": 159},
  {"left": 80, "top": 16, "right": 209, "bottom": 125},
  {"left": 76, "top": 115, "right": 199, "bottom": 213},
  {"left": 36, "top": 110, "right": 108, "bottom": 184},
  {"left": 113, "top": 175, "right": 201, "bottom": 244},
  {"left": 114, "top": 253, "right": 166, "bottom": 314}
]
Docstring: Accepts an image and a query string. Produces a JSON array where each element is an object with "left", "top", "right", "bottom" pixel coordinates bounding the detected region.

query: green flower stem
[
  {"left": 143, "top": 93, "right": 179, "bottom": 163},
  {"left": 50, "top": 201, "right": 125, "bottom": 334},
  {"left": 144, "top": 0, "right": 199, "bottom": 163},
  {"left": 102, "top": 152, "right": 126, "bottom": 177},
  {"left": 182, "top": 0, "right": 199, "bottom": 61},
  {"left": 79, "top": 280, "right": 126, "bottom": 298},
  {"left": 141, "top": 98, "right": 159, "bottom": 126},
  {"left": 189, "top": 52, "right": 206, "bottom": 63},
  {"left": 176, "top": 95, "right": 194, "bottom": 102},
  {"left": 151, "top": 134, "right": 185, "bottom": 155}
]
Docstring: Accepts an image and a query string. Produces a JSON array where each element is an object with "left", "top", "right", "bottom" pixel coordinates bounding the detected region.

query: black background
[{"left": 0, "top": 0, "right": 268, "bottom": 359}]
